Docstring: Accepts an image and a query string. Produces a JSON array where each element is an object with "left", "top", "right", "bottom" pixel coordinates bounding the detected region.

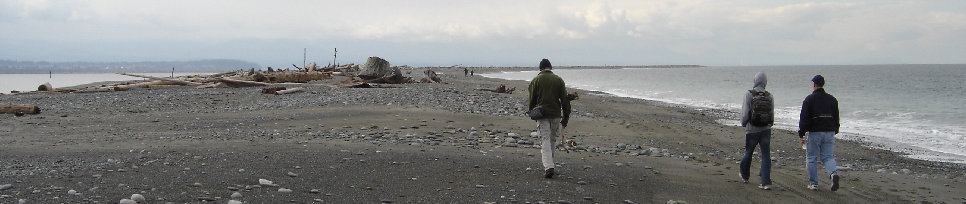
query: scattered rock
[
  {"left": 131, "top": 194, "right": 146, "bottom": 202},
  {"left": 278, "top": 188, "right": 293, "bottom": 193},
  {"left": 0, "top": 184, "right": 12, "bottom": 191},
  {"left": 624, "top": 200, "right": 636, "bottom": 204},
  {"left": 476, "top": 184, "right": 487, "bottom": 188},
  {"left": 231, "top": 191, "right": 242, "bottom": 199},
  {"left": 310, "top": 189, "right": 321, "bottom": 194},
  {"left": 667, "top": 200, "right": 689, "bottom": 204},
  {"left": 577, "top": 181, "right": 589, "bottom": 185},
  {"left": 119, "top": 199, "right": 137, "bottom": 204},
  {"left": 228, "top": 200, "right": 243, "bottom": 204},
  {"left": 287, "top": 172, "right": 298, "bottom": 177},
  {"left": 258, "top": 179, "right": 274, "bottom": 185}
]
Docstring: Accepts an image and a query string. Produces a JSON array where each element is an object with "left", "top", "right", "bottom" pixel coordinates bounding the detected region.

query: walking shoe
[
  {"left": 738, "top": 173, "right": 748, "bottom": 183},
  {"left": 758, "top": 184, "right": 771, "bottom": 190},
  {"left": 544, "top": 168, "right": 555, "bottom": 179},
  {"left": 830, "top": 173, "right": 840, "bottom": 191},
  {"left": 807, "top": 184, "right": 819, "bottom": 190}
]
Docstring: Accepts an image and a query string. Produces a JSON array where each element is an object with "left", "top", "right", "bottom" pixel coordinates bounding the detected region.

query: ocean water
[
  {"left": 482, "top": 64, "right": 966, "bottom": 164},
  {"left": 0, "top": 72, "right": 211, "bottom": 94}
]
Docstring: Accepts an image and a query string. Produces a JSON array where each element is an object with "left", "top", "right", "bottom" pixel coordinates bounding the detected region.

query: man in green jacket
[{"left": 528, "top": 58, "right": 572, "bottom": 179}]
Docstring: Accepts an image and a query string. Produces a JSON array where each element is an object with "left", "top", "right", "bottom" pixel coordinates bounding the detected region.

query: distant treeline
[{"left": 0, "top": 59, "right": 261, "bottom": 73}]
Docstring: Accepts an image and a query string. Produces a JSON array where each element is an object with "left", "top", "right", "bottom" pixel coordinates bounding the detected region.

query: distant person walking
[
  {"left": 739, "top": 72, "right": 774, "bottom": 190},
  {"left": 528, "top": 58, "right": 572, "bottom": 179},
  {"left": 798, "top": 75, "right": 841, "bottom": 191},
  {"left": 464, "top": 67, "right": 469, "bottom": 77}
]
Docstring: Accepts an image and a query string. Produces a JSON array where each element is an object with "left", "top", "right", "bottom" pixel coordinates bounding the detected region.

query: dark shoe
[
  {"left": 830, "top": 173, "right": 840, "bottom": 191},
  {"left": 544, "top": 168, "right": 555, "bottom": 179}
]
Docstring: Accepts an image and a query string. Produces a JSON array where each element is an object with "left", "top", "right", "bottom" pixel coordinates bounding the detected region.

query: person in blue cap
[{"left": 798, "top": 75, "right": 841, "bottom": 191}]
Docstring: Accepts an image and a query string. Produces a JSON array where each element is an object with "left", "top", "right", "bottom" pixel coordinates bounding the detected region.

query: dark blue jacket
[{"left": 798, "top": 88, "right": 840, "bottom": 137}]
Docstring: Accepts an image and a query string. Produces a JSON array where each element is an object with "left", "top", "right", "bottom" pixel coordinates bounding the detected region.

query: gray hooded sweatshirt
[{"left": 741, "top": 72, "right": 773, "bottom": 133}]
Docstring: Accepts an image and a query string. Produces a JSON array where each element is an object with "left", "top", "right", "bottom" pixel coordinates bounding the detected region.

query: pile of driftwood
[{"left": 6, "top": 56, "right": 448, "bottom": 95}]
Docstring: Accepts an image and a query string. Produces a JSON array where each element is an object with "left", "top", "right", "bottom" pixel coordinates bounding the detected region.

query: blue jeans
[
  {"left": 740, "top": 129, "right": 772, "bottom": 185},
  {"left": 806, "top": 131, "right": 837, "bottom": 185}
]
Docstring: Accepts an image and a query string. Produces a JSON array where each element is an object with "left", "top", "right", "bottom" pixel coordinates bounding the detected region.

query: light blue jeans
[{"left": 806, "top": 131, "right": 837, "bottom": 185}]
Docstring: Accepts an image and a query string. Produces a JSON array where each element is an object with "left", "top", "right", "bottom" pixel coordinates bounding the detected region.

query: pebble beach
[{"left": 1, "top": 67, "right": 965, "bottom": 203}]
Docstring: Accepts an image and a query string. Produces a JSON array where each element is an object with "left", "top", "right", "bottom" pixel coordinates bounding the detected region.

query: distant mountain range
[{"left": 0, "top": 59, "right": 260, "bottom": 73}]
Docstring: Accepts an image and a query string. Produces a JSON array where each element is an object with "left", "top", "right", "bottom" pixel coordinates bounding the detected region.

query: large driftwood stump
[
  {"left": 38, "top": 82, "right": 52, "bottom": 91},
  {"left": 1, "top": 104, "right": 41, "bottom": 115}
]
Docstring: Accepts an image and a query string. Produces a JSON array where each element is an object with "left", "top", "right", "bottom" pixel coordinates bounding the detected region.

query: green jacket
[{"left": 528, "top": 70, "right": 571, "bottom": 119}]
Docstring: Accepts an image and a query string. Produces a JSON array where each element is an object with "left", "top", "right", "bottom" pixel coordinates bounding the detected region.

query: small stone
[
  {"left": 228, "top": 200, "right": 243, "bottom": 204},
  {"left": 258, "top": 179, "right": 273, "bottom": 185},
  {"left": 18, "top": 199, "right": 26, "bottom": 204},
  {"left": 666, "top": 200, "right": 689, "bottom": 204},
  {"left": 1, "top": 184, "right": 13, "bottom": 191},
  {"left": 901, "top": 169, "right": 912, "bottom": 174},
  {"left": 278, "top": 188, "right": 293, "bottom": 193},
  {"left": 131, "top": 194, "right": 146, "bottom": 202},
  {"left": 577, "top": 181, "right": 588, "bottom": 185},
  {"left": 231, "top": 191, "right": 242, "bottom": 199},
  {"left": 615, "top": 162, "right": 624, "bottom": 167},
  {"left": 557, "top": 200, "right": 573, "bottom": 204},
  {"left": 287, "top": 172, "right": 298, "bottom": 177},
  {"left": 67, "top": 189, "right": 77, "bottom": 195},
  {"left": 192, "top": 182, "right": 202, "bottom": 187},
  {"left": 476, "top": 184, "right": 487, "bottom": 188},
  {"left": 119, "top": 199, "right": 137, "bottom": 204},
  {"left": 624, "top": 200, "right": 636, "bottom": 204},
  {"left": 310, "top": 189, "right": 321, "bottom": 194}
]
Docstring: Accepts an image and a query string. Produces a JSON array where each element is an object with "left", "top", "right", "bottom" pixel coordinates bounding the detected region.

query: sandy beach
[{"left": 1, "top": 67, "right": 964, "bottom": 203}]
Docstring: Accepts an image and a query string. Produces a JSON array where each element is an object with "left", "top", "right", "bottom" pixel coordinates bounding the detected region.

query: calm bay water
[
  {"left": 482, "top": 64, "right": 966, "bottom": 164},
  {"left": 0, "top": 72, "right": 211, "bottom": 94}
]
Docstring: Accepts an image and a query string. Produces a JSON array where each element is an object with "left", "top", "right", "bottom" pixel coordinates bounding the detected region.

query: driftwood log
[
  {"left": 275, "top": 87, "right": 305, "bottom": 95},
  {"left": 119, "top": 73, "right": 203, "bottom": 86},
  {"left": 1, "top": 104, "right": 41, "bottom": 115},
  {"left": 261, "top": 87, "right": 287, "bottom": 94},
  {"left": 220, "top": 78, "right": 271, "bottom": 87},
  {"left": 476, "top": 84, "right": 515, "bottom": 94}
]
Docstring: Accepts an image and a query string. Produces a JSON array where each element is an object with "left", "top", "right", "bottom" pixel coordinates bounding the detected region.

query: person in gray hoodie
[{"left": 739, "top": 72, "right": 774, "bottom": 190}]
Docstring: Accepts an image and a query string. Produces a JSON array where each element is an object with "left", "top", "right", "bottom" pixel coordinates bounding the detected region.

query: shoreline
[
  {"left": 476, "top": 67, "right": 966, "bottom": 165},
  {"left": 1, "top": 67, "right": 964, "bottom": 203}
]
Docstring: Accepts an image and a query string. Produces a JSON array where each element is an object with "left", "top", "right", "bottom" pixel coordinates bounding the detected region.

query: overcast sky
[{"left": 2, "top": 0, "right": 964, "bottom": 67}]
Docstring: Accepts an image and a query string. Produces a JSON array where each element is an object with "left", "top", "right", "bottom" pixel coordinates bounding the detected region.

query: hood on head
[{"left": 753, "top": 72, "right": 767, "bottom": 91}]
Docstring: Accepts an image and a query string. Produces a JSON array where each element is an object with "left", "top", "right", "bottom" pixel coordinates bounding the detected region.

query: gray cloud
[{"left": 1, "top": 0, "right": 964, "bottom": 66}]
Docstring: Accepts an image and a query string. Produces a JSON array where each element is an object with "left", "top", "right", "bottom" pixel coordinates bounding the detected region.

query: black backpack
[{"left": 748, "top": 90, "right": 774, "bottom": 126}]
